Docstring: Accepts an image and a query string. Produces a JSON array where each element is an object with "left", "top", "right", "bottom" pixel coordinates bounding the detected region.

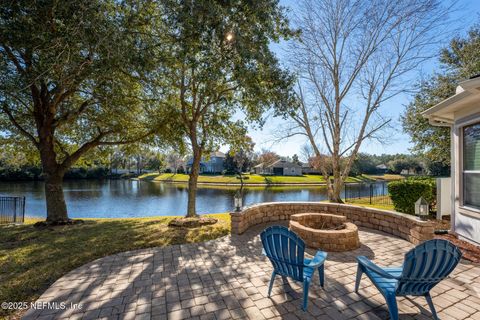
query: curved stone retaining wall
[{"left": 230, "top": 202, "right": 435, "bottom": 245}]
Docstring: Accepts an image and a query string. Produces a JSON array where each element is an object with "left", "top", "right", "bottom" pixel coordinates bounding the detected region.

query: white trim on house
[
  {"left": 455, "top": 117, "right": 480, "bottom": 216},
  {"left": 422, "top": 76, "right": 480, "bottom": 124}
]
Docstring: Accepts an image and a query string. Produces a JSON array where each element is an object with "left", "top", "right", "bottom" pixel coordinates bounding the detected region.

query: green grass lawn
[
  {"left": 0, "top": 186, "right": 402, "bottom": 319},
  {"left": 0, "top": 214, "right": 230, "bottom": 319},
  {"left": 344, "top": 196, "right": 395, "bottom": 211},
  {"left": 362, "top": 174, "right": 404, "bottom": 181},
  {"left": 138, "top": 173, "right": 398, "bottom": 185}
]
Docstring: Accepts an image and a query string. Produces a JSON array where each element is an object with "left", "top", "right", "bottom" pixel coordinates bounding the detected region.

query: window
[{"left": 463, "top": 122, "right": 480, "bottom": 210}]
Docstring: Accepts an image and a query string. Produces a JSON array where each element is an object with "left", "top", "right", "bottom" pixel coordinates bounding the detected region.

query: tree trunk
[
  {"left": 37, "top": 117, "right": 70, "bottom": 223},
  {"left": 238, "top": 172, "right": 244, "bottom": 190},
  {"left": 186, "top": 148, "right": 201, "bottom": 217},
  {"left": 44, "top": 173, "right": 69, "bottom": 223},
  {"left": 328, "top": 157, "right": 344, "bottom": 202},
  {"left": 329, "top": 177, "right": 344, "bottom": 203}
]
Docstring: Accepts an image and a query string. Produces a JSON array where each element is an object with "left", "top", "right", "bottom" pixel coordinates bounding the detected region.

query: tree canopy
[
  {"left": 147, "top": 0, "right": 295, "bottom": 216},
  {"left": 0, "top": 0, "right": 175, "bottom": 222},
  {"left": 402, "top": 24, "right": 480, "bottom": 169}
]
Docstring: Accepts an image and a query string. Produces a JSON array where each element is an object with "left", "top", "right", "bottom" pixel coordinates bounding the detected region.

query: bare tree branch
[
  {"left": 1, "top": 103, "right": 39, "bottom": 147},
  {"left": 280, "top": 0, "right": 453, "bottom": 201}
]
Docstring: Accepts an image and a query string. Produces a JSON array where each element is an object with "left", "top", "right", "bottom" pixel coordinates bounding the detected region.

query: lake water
[{"left": 0, "top": 180, "right": 387, "bottom": 218}]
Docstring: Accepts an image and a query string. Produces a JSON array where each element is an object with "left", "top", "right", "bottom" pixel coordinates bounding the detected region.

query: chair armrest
[
  {"left": 357, "top": 256, "right": 400, "bottom": 279},
  {"left": 305, "top": 251, "right": 327, "bottom": 268}
]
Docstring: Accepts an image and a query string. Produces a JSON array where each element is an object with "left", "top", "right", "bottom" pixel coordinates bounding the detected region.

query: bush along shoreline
[{"left": 0, "top": 166, "right": 140, "bottom": 181}]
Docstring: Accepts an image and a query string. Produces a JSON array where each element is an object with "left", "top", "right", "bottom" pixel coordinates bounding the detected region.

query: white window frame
[{"left": 458, "top": 117, "right": 480, "bottom": 217}]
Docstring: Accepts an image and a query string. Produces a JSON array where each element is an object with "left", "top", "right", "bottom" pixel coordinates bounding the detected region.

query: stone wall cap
[
  {"left": 232, "top": 201, "right": 435, "bottom": 226},
  {"left": 291, "top": 212, "right": 346, "bottom": 218}
]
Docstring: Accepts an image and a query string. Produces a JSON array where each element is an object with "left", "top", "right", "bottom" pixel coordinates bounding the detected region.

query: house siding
[
  {"left": 283, "top": 167, "right": 303, "bottom": 176},
  {"left": 254, "top": 160, "right": 303, "bottom": 176},
  {"left": 186, "top": 153, "right": 225, "bottom": 174}
]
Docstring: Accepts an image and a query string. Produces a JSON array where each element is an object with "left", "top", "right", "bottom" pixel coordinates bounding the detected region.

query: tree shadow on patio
[{"left": 23, "top": 220, "right": 474, "bottom": 320}]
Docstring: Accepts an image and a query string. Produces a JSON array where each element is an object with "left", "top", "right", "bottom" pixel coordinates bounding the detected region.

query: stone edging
[
  {"left": 289, "top": 213, "right": 360, "bottom": 251},
  {"left": 230, "top": 202, "right": 434, "bottom": 245}
]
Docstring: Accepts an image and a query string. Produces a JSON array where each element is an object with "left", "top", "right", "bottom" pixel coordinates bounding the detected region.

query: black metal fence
[
  {"left": 343, "top": 181, "right": 393, "bottom": 205},
  {"left": 0, "top": 196, "right": 25, "bottom": 224}
]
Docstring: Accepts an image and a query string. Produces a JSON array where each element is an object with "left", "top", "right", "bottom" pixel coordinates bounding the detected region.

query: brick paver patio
[{"left": 24, "top": 222, "right": 480, "bottom": 320}]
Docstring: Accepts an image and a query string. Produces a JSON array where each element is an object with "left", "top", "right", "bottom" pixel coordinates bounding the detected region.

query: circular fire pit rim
[
  {"left": 289, "top": 212, "right": 360, "bottom": 251},
  {"left": 289, "top": 219, "right": 357, "bottom": 234}
]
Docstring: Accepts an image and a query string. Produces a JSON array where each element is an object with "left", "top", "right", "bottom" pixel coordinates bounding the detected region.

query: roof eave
[
  {"left": 421, "top": 90, "right": 470, "bottom": 120},
  {"left": 421, "top": 77, "right": 480, "bottom": 125}
]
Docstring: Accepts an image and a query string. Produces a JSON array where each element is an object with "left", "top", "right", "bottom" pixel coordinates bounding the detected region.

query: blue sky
[{"left": 230, "top": 0, "right": 480, "bottom": 159}]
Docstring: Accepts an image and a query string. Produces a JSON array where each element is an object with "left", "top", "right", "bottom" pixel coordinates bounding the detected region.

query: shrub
[
  {"left": 388, "top": 179, "right": 435, "bottom": 215},
  {"left": 0, "top": 165, "right": 43, "bottom": 181},
  {"left": 406, "top": 175, "right": 433, "bottom": 181}
]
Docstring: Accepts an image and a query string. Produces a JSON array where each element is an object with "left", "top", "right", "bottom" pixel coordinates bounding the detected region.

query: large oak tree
[
  {"left": 148, "top": 0, "right": 295, "bottom": 217},
  {"left": 0, "top": 0, "right": 172, "bottom": 223}
]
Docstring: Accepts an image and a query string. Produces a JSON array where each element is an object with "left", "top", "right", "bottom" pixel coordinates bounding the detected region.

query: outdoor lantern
[
  {"left": 234, "top": 190, "right": 243, "bottom": 212},
  {"left": 415, "top": 197, "right": 429, "bottom": 220}
]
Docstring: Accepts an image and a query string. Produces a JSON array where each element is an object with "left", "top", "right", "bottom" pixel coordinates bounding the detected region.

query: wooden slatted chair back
[
  {"left": 261, "top": 226, "right": 305, "bottom": 282},
  {"left": 396, "top": 239, "right": 462, "bottom": 295}
]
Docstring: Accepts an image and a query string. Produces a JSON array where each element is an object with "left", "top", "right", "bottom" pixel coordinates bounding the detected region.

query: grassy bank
[
  {"left": 138, "top": 173, "right": 402, "bottom": 185},
  {"left": 344, "top": 196, "right": 395, "bottom": 211},
  {"left": 0, "top": 214, "right": 230, "bottom": 319}
]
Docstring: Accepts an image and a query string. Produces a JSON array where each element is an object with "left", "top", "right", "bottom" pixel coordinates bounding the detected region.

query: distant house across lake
[
  {"left": 186, "top": 151, "right": 226, "bottom": 174},
  {"left": 254, "top": 159, "right": 303, "bottom": 176},
  {"left": 375, "top": 164, "right": 388, "bottom": 174},
  {"left": 301, "top": 162, "right": 321, "bottom": 175}
]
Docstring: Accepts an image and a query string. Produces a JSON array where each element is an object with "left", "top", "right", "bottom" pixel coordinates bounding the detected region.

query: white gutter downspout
[{"left": 449, "top": 124, "right": 456, "bottom": 236}]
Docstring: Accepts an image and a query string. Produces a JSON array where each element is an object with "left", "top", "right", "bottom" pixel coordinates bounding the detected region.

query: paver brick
[{"left": 26, "top": 222, "right": 479, "bottom": 320}]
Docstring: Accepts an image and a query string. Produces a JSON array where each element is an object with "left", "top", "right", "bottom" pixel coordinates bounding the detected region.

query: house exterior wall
[
  {"left": 254, "top": 161, "right": 302, "bottom": 176},
  {"left": 203, "top": 156, "right": 224, "bottom": 173},
  {"left": 436, "top": 177, "right": 452, "bottom": 219},
  {"left": 186, "top": 154, "right": 225, "bottom": 174},
  {"left": 422, "top": 77, "right": 480, "bottom": 246},
  {"left": 283, "top": 166, "right": 302, "bottom": 176},
  {"left": 453, "top": 110, "right": 480, "bottom": 245},
  {"left": 254, "top": 166, "right": 273, "bottom": 175}
]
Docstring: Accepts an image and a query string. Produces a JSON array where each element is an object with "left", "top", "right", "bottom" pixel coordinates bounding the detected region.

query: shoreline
[{"left": 134, "top": 178, "right": 389, "bottom": 187}]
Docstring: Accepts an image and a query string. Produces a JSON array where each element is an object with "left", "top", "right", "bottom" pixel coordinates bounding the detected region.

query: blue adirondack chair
[
  {"left": 355, "top": 239, "right": 462, "bottom": 320},
  {"left": 260, "top": 226, "right": 327, "bottom": 311}
]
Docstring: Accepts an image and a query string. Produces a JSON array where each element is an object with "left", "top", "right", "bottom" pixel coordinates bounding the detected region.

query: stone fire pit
[{"left": 289, "top": 213, "right": 360, "bottom": 251}]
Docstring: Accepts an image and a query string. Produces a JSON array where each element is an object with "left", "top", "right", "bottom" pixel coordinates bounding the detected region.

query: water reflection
[{"left": 0, "top": 180, "right": 387, "bottom": 219}]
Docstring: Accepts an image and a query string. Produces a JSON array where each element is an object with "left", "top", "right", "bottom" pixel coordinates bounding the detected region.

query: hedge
[
  {"left": 388, "top": 179, "right": 436, "bottom": 215},
  {"left": 0, "top": 166, "right": 112, "bottom": 181}
]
